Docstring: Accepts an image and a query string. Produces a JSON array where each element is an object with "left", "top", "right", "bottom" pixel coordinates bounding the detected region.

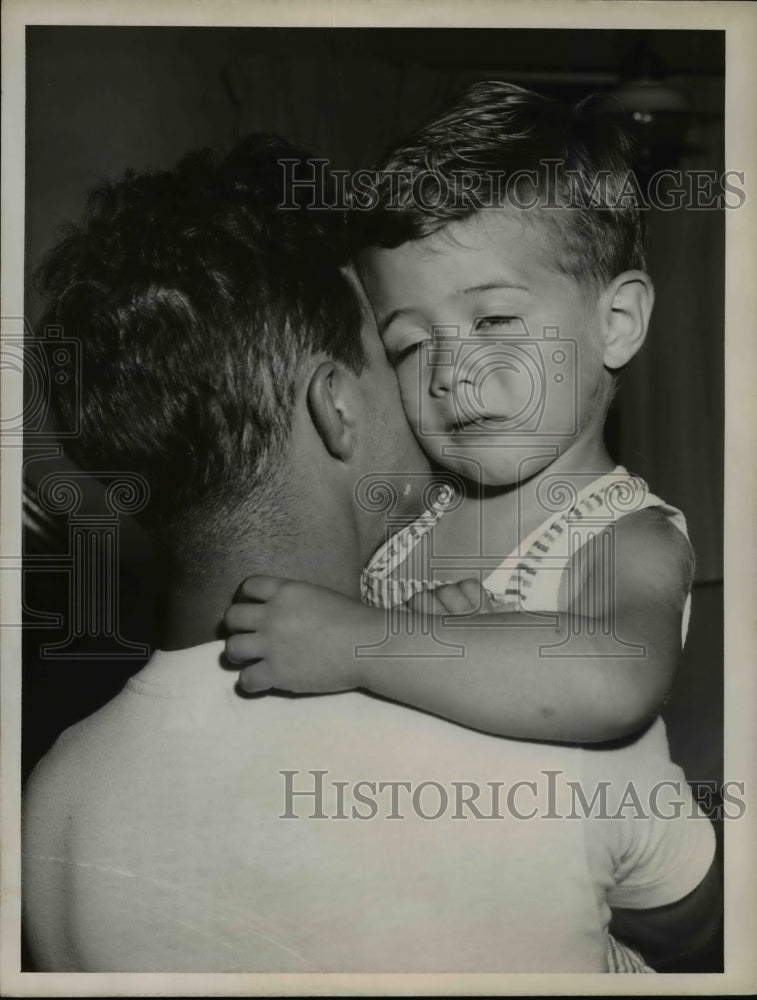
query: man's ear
[
  {"left": 306, "top": 361, "right": 356, "bottom": 461},
  {"left": 601, "top": 271, "right": 655, "bottom": 370}
]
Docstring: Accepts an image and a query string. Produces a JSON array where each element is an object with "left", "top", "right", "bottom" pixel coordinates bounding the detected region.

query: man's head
[
  {"left": 351, "top": 82, "right": 653, "bottom": 486},
  {"left": 38, "top": 134, "right": 425, "bottom": 569}
]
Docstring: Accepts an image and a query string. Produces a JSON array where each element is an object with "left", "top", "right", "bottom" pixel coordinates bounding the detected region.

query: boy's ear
[
  {"left": 306, "top": 361, "right": 356, "bottom": 462},
  {"left": 600, "top": 271, "right": 655, "bottom": 370}
]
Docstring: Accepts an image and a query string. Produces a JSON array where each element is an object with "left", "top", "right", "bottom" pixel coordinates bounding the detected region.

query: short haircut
[
  {"left": 350, "top": 81, "right": 646, "bottom": 288},
  {"left": 37, "top": 133, "right": 365, "bottom": 551}
]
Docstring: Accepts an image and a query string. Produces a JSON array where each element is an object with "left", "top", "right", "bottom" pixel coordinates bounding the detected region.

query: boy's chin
[{"left": 433, "top": 450, "right": 558, "bottom": 490}]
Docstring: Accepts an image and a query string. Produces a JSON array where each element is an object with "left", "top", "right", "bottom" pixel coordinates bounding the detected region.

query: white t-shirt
[{"left": 23, "top": 641, "right": 715, "bottom": 973}]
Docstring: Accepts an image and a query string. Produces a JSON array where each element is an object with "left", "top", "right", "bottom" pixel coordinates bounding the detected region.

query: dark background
[{"left": 21, "top": 29, "right": 724, "bottom": 969}]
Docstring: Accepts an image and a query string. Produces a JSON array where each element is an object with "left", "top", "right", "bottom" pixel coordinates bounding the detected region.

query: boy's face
[{"left": 359, "top": 210, "right": 610, "bottom": 487}]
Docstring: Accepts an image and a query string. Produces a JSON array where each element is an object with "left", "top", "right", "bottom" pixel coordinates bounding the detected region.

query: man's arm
[{"left": 609, "top": 859, "right": 723, "bottom": 971}]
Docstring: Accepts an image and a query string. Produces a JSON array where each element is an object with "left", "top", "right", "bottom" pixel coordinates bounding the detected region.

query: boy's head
[
  {"left": 352, "top": 81, "right": 654, "bottom": 486},
  {"left": 38, "top": 134, "right": 371, "bottom": 559}
]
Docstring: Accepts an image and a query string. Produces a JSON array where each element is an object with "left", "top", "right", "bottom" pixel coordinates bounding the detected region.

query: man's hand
[
  {"left": 404, "top": 578, "right": 494, "bottom": 616},
  {"left": 224, "top": 576, "right": 378, "bottom": 695}
]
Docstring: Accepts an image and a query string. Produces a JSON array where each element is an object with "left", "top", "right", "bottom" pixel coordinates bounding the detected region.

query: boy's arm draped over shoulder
[{"left": 225, "top": 507, "right": 694, "bottom": 744}]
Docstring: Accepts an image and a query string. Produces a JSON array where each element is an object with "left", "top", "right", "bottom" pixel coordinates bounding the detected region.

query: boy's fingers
[
  {"left": 406, "top": 590, "right": 446, "bottom": 615},
  {"left": 405, "top": 592, "right": 428, "bottom": 613},
  {"left": 458, "top": 578, "right": 494, "bottom": 613},
  {"left": 434, "top": 583, "right": 476, "bottom": 615},
  {"left": 238, "top": 660, "right": 277, "bottom": 693},
  {"left": 235, "top": 575, "right": 287, "bottom": 602},
  {"left": 225, "top": 632, "right": 265, "bottom": 664},
  {"left": 224, "top": 602, "right": 266, "bottom": 634}
]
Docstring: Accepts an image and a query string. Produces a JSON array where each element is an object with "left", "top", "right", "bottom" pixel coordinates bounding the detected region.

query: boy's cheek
[{"left": 396, "top": 375, "right": 424, "bottom": 429}]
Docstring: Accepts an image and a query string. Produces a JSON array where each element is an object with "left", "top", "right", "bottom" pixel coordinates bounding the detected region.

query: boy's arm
[
  {"left": 226, "top": 510, "right": 693, "bottom": 743},
  {"left": 361, "top": 508, "right": 689, "bottom": 742}
]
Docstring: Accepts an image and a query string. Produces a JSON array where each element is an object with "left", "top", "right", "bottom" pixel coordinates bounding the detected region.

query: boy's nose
[
  {"left": 428, "top": 343, "right": 474, "bottom": 398},
  {"left": 429, "top": 363, "right": 453, "bottom": 397}
]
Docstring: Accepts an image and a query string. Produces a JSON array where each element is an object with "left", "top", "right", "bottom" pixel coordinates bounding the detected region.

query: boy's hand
[
  {"left": 224, "top": 576, "right": 377, "bottom": 695},
  {"left": 404, "top": 578, "right": 494, "bottom": 616}
]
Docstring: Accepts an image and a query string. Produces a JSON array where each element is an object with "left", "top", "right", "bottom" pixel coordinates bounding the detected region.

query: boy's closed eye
[
  {"left": 386, "top": 331, "right": 432, "bottom": 365},
  {"left": 473, "top": 315, "right": 524, "bottom": 334},
  {"left": 386, "top": 316, "right": 524, "bottom": 365}
]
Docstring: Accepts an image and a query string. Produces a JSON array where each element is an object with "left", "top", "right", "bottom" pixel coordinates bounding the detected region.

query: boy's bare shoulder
[
  {"left": 605, "top": 506, "right": 694, "bottom": 601},
  {"left": 569, "top": 506, "right": 694, "bottom": 612},
  {"left": 617, "top": 506, "right": 693, "bottom": 575}
]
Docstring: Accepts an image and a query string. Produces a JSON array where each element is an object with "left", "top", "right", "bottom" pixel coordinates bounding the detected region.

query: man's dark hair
[
  {"left": 37, "top": 134, "right": 365, "bottom": 553},
  {"left": 351, "top": 81, "right": 645, "bottom": 288}
]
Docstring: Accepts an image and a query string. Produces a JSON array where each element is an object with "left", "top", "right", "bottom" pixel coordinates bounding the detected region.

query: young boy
[{"left": 225, "top": 82, "right": 694, "bottom": 751}]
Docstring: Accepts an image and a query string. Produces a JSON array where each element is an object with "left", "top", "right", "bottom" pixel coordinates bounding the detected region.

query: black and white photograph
[{"left": 1, "top": 0, "right": 755, "bottom": 994}]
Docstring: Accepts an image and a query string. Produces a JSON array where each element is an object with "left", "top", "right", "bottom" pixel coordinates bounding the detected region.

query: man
[{"left": 23, "top": 134, "right": 719, "bottom": 973}]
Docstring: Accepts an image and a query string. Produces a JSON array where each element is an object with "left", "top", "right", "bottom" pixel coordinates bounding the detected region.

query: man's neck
[{"left": 159, "top": 515, "right": 365, "bottom": 652}]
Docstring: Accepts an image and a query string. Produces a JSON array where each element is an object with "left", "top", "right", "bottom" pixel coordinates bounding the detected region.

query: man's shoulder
[
  {"left": 24, "top": 682, "right": 134, "bottom": 814},
  {"left": 578, "top": 715, "right": 680, "bottom": 785},
  {"left": 577, "top": 717, "right": 716, "bottom": 905},
  {"left": 23, "top": 646, "right": 209, "bottom": 805}
]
